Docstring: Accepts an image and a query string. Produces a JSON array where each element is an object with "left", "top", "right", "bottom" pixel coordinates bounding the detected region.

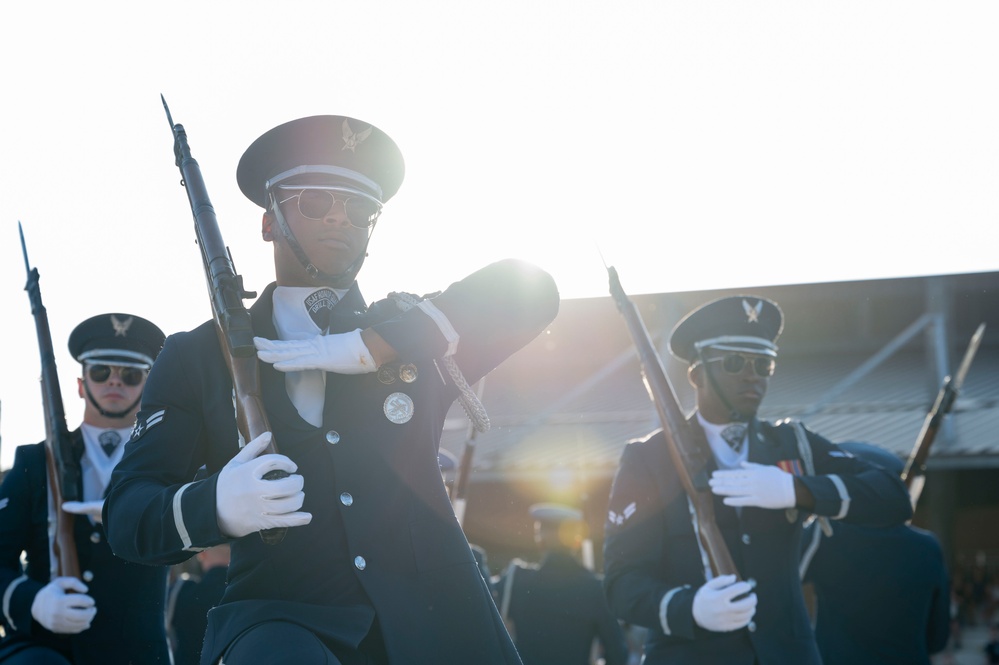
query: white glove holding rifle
[
  {"left": 31, "top": 577, "right": 97, "bottom": 634},
  {"left": 691, "top": 574, "right": 757, "bottom": 632},
  {"left": 216, "top": 432, "right": 312, "bottom": 538}
]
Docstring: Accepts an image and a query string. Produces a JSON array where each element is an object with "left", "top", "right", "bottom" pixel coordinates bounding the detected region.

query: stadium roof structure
[{"left": 440, "top": 270, "right": 999, "bottom": 482}]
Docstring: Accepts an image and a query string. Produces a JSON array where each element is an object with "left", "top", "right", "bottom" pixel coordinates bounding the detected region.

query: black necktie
[
  {"left": 99, "top": 430, "right": 122, "bottom": 457},
  {"left": 721, "top": 424, "right": 747, "bottom": 453}
]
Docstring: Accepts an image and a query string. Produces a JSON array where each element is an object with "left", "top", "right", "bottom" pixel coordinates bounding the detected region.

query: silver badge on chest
[
  {"left": 399, "top": 363, "right": 418, "bottom": 383},
  {"left": 383, "top": 392, "right": 415, "bottom": 424}
]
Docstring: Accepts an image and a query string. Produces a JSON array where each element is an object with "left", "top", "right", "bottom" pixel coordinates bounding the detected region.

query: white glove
[
  {"left": 709, "top": 461, "right": 797, "bottom": 509},
  {"left": 30, "top": 577, "right": 97, "bottom": 634},
  {"left": 62, "top": 500, "right": 105, "bottom": 524},
  {"left": 691, "top": 574, "right": 757, "bottom": 632},
  {"left": 254, "top": 329, "right": 376, "bottom": 374},
  {"left": 216, "top": 432, "right": 312, "bottom": 538}
]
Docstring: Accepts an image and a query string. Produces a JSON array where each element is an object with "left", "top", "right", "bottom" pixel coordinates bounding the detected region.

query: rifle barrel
[
  {"left": 19, "top": 223, "right": 81, "bottom": 578},
  {"left": 607, "top": 266, "right": 738, "bottom": 577},
  {"left": 162, "top": 98, "right": 286, "bottom": 545},
  {"left": 901, "top": 322, "right": 986, "bottom": 488}
]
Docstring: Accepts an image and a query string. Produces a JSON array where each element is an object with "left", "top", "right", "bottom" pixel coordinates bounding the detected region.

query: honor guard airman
[
  {"left": 497, "top": 503, "right": 628, "bottom": 665},
  {"left": 104, "top": 113, "right": 559, "bottom": 665},
  {"left": 801, "top": 442, "right": 950, "bottom": 664},
  {"left": 602, "top": 295, "right": 913, "bottom": 665},
  {"left": 0, "top": 313, "right": 168, "bottom": 664}
]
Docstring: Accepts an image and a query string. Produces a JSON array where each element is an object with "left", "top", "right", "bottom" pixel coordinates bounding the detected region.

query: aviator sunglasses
[
  {"left": 86, "top": 364, "right": 147, "bottom": 387},
  {"left": 279, "top": 188, "right": 382, "bottom": 229},
  {"left": 704, "top": 353, "right": 776, "bottom": 378}
]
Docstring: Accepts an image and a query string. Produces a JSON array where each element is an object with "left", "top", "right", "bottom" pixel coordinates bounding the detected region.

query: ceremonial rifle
[
  {"left": 607, "top": 266, "right": 739, "bottom": 578},
  {"left": 161, "top": 97, "right": 287, "bottom": 545},
  {"left": 450, "top": 378, "right": 485, "bottom": 527},
  {"left": 20, "top": 222, "right": 82, "bottom": 579},
  {"left": 901, "top": 322, "right": 985, "bottom": 503}
]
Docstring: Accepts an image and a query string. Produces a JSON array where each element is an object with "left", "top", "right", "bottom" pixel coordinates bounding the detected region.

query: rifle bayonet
[{"left": 901, "top": 322, "right": 986, "bottom": 490}]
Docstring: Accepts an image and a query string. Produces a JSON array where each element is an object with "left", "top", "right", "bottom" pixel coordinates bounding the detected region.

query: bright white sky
[{"left": 2, "top": 1, "right": 997, "bottom": 469}]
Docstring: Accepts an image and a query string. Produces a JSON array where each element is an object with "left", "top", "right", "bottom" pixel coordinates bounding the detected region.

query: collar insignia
[
  {"left": 342, "top": 119, "right": 373, "bottom": 152},
  {"left": 111, "top": 314, "right": 134, "bottom": 337},
  {"left": 742, "top": 299, "right": 762, "bottom": 324},
  {"left": 305, "top": 288, "right": 340, "bottom": 332}
]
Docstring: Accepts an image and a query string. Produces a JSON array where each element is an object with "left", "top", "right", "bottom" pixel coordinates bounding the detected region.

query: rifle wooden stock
[
  {"left": 607, "top": 267, "right": 738, "bottom": 578},
  {"left": 20, "top": 224, "right": 81, "bottom": 579},
  {"left": 162, "top": 98, "right": 286, "bottom": 545}
]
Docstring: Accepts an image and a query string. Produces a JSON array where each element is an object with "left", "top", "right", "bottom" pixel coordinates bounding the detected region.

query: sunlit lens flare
[{"left": 504, "top": 429, "right": 607, "bottom": 506}]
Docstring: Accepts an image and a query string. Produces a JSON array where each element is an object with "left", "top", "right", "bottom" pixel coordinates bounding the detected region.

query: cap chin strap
[
  {"left": 270, "top": 191, "right": 371, "bottom": 288},
  {"left": 696, "top": 351, "right": 753, "bottom": 423},
  {"left": 83, "top": 382, "right": 141, "bottom": 420}
]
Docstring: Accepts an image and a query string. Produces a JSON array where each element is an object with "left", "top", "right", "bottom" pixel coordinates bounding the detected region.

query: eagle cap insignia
[
  {"left": 342, "top": 119, "right": 373, "bottom": 152},
  {"left": 111, "top": 314, "right": 134, "bottom": 337},
  {"left": 742, "top": 299, "right": 762, "bottom": 324}
]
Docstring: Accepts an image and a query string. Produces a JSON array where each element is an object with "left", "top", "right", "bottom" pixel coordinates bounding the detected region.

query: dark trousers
[{"left": 221, "top": 620, "right": 389, "bottom": 665}]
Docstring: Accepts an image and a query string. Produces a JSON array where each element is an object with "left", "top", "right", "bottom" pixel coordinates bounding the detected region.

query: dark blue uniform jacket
[
  {"left": 105, "top": 259, "right": 559, "bottom": 665},
  {"left": 802, "top": 519, "right": 950, "bottom": 664},
  {"left": 0, "top": 437, "right": 170, "bottom": 664},
  {"left": 498, "top": 551, "right": 628, "bottom": 665},
  {"left": 602, "top": 418, "right": 913, "bottom": 665}
]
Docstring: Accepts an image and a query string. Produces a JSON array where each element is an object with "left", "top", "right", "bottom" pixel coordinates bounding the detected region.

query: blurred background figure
[
  {"left": 495, "top": 503, "right": 627, "bottom": 665},
  {"left": 0, "top": 313, "right": 168, "bottom": 665},
  {"left": 984, "top": 622, "right": 999, "bottom": 664},
  {"left": 167, "top": 543, "right": 231, "bottom": 665},
  {"left": 801, "top": 442, "right": 950, "bottom": 665}
]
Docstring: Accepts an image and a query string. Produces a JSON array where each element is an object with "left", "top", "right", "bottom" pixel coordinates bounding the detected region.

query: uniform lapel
[
  {"left": 683, "top": 415, "right": 742, "bottom": 531},
  {"left": 327, "top": 283, "right": 368, "bottom": 334},
  {"left": 747, "top": 419, "right": 784, "bottom": 467},
  {"left": 323, "top": 285, "right": 369, "bottom": 413}
]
